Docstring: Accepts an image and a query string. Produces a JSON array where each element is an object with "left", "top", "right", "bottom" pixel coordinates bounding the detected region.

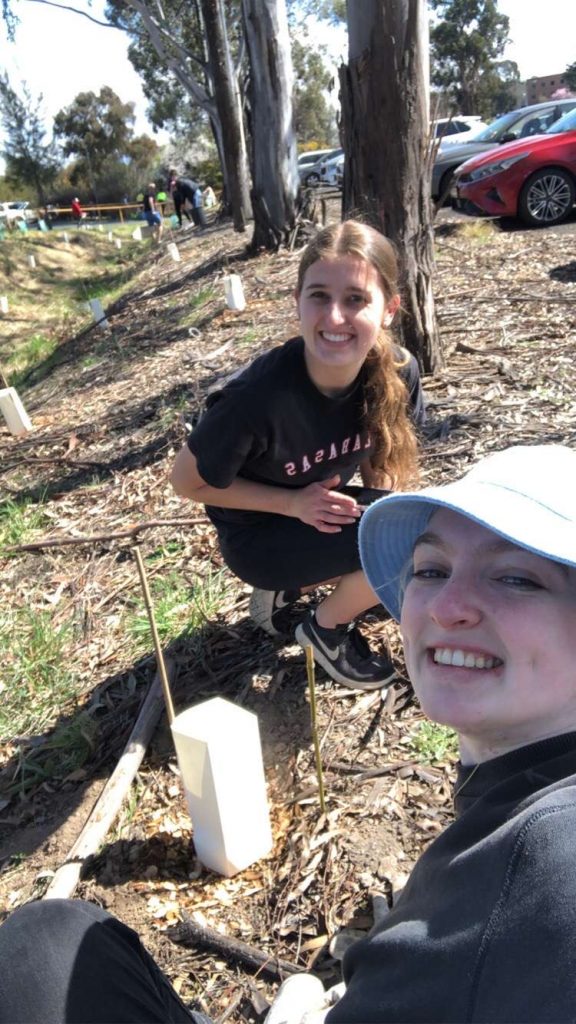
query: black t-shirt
[
  {"left": 187, "top": 337, "right": 424, "bottom": 528},
  {"left": 142, "top": 190, "right": 155, "bottom": 212},
  {"left": 177, "top": 177, "right": 200, "bottom": 201}
]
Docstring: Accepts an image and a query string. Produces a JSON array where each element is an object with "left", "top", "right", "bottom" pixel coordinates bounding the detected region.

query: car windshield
[
  {"left": 546, "top": 108, "right": 576, "bottom": 134},
  {"left": 473, "top": 110, "right": 521, "bottom": 143}
]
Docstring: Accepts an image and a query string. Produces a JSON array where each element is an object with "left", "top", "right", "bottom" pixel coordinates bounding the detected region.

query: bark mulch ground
[{"left": 1, "top": 210, "right": 575, "bottom": 1021}]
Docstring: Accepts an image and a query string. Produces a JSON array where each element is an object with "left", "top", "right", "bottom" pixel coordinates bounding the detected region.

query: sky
[{"left": 1, "top": 0, "right": 575, "bottom": 161}]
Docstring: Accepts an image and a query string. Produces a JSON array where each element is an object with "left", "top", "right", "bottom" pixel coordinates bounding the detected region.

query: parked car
[
  {"left": 432, "top": 99, "right": 576, "bottom": 200},
  {"left": 433, "top": 115, "right": 488, "bottom": 145},
  {"left": 297, "top": 149, "right": 339, "bottom": 183},
  {"left": 320, "top": 153, "right": 344, "bottom": 188},
  {"left": 452, "top": 105, "right": 576, "bottom": 227},
  {"left": 0, "top": 201, "right": 38, "bottom": 228},
  {"left": 302, "top": 148, "right": 343, "bottom": 186}
]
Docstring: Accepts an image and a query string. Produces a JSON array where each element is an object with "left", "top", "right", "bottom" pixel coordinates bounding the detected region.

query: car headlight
[{"left": 463, "top": 151, "right": 531, "bottom": 182}]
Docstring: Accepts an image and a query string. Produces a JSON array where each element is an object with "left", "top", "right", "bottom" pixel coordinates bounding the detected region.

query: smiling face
[
  {"left": 295, "top": 256, "right": 400, "bottom": 395},
  {"left": 400, "top": 508, "right": 576, "bottom": 763}
]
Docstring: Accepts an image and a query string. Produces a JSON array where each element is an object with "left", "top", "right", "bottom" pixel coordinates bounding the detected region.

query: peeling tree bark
[
  {"left": 241, "top": 0, "right": 298, "bottom": 250},
  {"left": 199, "top": 0, "right": 252, "bottom": 231},
  {"left": 341, "top": 0, "right": 442, "bottom": 372}
]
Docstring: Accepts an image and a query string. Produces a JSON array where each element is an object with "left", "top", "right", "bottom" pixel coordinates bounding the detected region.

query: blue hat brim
[{"left": 359, "top": 476, "right": 576, "bottom": 622}]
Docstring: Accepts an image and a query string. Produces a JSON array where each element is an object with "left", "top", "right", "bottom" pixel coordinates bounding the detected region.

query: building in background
[{"left": 526, "top": 73, "right": 572, "bottom": 103}]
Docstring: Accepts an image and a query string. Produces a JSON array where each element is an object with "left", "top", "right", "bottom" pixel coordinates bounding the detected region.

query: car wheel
[
  {"left": 518, "top": 168, "right": 575, "bottom": 227},
  {"left": 305, "top": 172, "right": 320, "bottom": 187}
]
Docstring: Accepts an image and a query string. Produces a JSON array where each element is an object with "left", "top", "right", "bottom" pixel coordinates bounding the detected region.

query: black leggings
[{"left": 0, "top": 899, "right": 207, "bottom": 1023}]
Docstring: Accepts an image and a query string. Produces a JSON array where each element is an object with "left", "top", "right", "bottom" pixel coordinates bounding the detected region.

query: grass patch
[
  {"left": 189, "top": 286, "right": 216, "bottom": 309},
  {"left": 0, "top": 607, "right": 76, "bottom": 740},
  {"left": 0, "top": 497, "right": 48, "bottom": 551},
  {"left": 406, "top": 721, "right": 458, "bottom": 765},
  {"left": 126, "top": 564, "right": 228, "bottom": 655},
  {"left": 4, "top": 333, "right": 58, "bottom": 387},
  {"left": 3, "top": 712, "right": 98, "bottom": 801},
  {"left": 457, "top": 219, "right": 498, "bottom": 243},
  {"left": 239, "top": 328, "right": 259, "bottom": 345},
  {"left": 73, "top": 268, "right": 131, "bottom": 304}
]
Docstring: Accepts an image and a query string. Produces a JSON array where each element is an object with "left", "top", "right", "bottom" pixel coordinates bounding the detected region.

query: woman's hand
[{"left": 287, "top": 475, "right": 361, "bottom": 533}]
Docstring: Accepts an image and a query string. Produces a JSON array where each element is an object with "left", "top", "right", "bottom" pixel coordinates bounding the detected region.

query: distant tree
[
  {"left": 105, "top": 0, "right": 252, "bottom": 230},
  {"left": 54, "top": 87, "right": 135, "bottom": 172},
  {"left": 565, "top": 62, "right": 576, "bottom": 92},
  {"left": 126, "top": 134, "right": 162, "bottom": 175},
  {"left": 0, "top": 73, "right": 60, "bottom": 206},
  {"left": 292, "top": 38, "right": 338, "bottom": 144},
  {"left": 430, "top": 0, "right": 510, "bottom": 114},
  {"left": 475, "top": 58, "right": 521, "bottom": 118},
  {"left": 287, "top": 0, "right": 345, "bottom": 23},
  {"left": 341, "top": 0, "right": 441, "bottom": 372}
]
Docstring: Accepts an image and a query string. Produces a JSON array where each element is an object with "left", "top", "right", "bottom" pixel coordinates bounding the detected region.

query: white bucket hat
[{"left": 359, "top": 444, "right": 576, "bottom": 622}]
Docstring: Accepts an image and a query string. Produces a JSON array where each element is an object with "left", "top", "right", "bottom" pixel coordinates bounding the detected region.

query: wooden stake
[
  {"left": 171, "top": 913, "right": 299, "bottom": 980},
  {"left": 305, "top": 646, "right": 326, "bottom": 813},
  {"left": 43, "top": 665, "right": 169, "bottom": 900},
  {"left": 132, "top": 544, "right": 176, "bottom": 724}
]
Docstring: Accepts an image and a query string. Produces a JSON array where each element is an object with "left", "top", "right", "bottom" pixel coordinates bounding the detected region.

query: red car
[{"left": 452, "top": 106, "right": 576, "bottom": 227}]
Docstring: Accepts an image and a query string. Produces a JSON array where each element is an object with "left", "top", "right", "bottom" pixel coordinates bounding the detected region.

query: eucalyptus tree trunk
[
  {"left": 341, "top": 0, "right": 442, "bottom": 372},
  {"left": 199, "top": 0, "right": 252, "bottom": 231},
  {"left": 241, "top": 0, "right": 298, "bottom": 250}
]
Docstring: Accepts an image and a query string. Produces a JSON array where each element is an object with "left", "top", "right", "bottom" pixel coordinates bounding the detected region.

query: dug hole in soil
[{"left": 1, "top": 207, "right": 575, "bottom": 1021}]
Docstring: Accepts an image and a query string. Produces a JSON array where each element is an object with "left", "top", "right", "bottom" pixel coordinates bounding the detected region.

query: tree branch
[
  {"left": 24, "top": 0, "right": 122, "bottom": 29},
  {"left": 6, "top": 517, "right": 206, "bottom": 553}
]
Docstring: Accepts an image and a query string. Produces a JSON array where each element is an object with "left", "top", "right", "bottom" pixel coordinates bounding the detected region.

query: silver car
[{"left": 432, "top": 99, "right": 576, "bottom": 201}]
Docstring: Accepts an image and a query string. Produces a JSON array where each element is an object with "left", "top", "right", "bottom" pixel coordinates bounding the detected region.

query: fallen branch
[
  {"left": 170, "top": 913, "right": 300, "bottom": 981},
  {"left": 6, "top": 517, "right": 206, "bottom": 553},
  {"left": 43, "top": 662, "right": 171, "bottom": 900}
]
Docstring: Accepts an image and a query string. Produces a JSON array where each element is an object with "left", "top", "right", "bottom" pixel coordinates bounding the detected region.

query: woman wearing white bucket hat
[
  {"left": 324, "top": 443, "right": 576, "bottom": 1022},
  {"left": 2, "top": 444, "right": 576, "bottom": 1022}
]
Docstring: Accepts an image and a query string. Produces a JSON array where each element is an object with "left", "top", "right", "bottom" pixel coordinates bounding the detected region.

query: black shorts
[{"left": 210, "top": 486, "right": 388, "bottom": 591}]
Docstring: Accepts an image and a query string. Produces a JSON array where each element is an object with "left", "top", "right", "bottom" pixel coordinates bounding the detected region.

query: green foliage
[
  {"left": 5, "top": 333, "right": 58, "bottom": 388},
  {"left": 407, "top": 721, "right": 459, "bottom": 765},
  {"left": 54, "top": 87, "right": 137, "bottom": 198},
  {"left": 106, "top": 0, "right": 216, "bottom": 144},
  {"left": 430, "top": 0, "right": 511, "bottom": 115},
  {"left": 0, "top": 607, "right": 75, "bottom": 740},
  {"left": 193, "top": 156, "right": 223, "bottom": 191},
  {"left": 126, "top": 565, "right": 228, "bottom": 655},
  {"left": 0, "top": 73, "right": 60, "bottom": 205},
  {"left": 0, "top": 497, "right": 48, "bottom": 550},
  {"left": 292, "top": 37, "right": 338, "bottom": 145},
  {"left": 287, "top": 0, "right": 345, "bottom": 25},
  {"left": 189, "top": 286, "right": 216, "bottom": 309},
  {"left": 565, "top": 62, "right": 576, "bottom": 92}
]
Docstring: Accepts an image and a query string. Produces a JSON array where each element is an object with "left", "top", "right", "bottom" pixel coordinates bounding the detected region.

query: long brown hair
[{"left": 297, "top": 220, "right": 419, "bottom": 488}]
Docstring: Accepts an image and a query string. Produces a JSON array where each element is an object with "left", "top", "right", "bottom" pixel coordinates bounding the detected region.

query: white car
[
  {"left": 0, "top": 201, "right": 38, "bottom": 228},
  {"left": 320, "top": 153, "right": 344, "bottom": 187},
  {"left": 297, "top": 149, "right": 339, "bottom": 183},
  {"left": 435, "top": 116, "right": 489, "bottom": 148},
  {"left": 301, "top": 148, "right": 343, "bottom": 186}
]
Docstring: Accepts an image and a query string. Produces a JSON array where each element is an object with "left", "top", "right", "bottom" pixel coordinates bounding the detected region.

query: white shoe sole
[{"left": 249, "top": 589, "right": 280, "bottom": 636}]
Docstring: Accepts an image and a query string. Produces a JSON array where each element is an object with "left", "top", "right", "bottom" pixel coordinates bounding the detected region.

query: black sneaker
[
  {"left": 249, "top": 588, "right": 302, "bottom": 636},
  {"left": 295, "top": 611, "right": 396, "bottom": 691}
]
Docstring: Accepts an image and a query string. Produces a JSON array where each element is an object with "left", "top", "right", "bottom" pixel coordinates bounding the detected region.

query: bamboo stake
[
  {"left": 305, "top": 646, "right": 326, "bottom": 814},
  {"left": 132, "top": 544, "right": 175, "bottom": 725},
  {"left": 43, "top": 664, "right": 169, "bottom": 900}
]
